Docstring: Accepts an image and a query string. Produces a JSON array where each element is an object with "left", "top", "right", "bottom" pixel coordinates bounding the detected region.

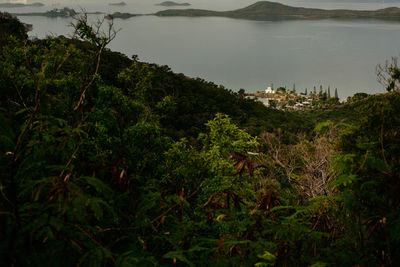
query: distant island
[
  {"left": 14, "top": 7, "right": 77, "bottom": 18},
  {"left": 13, "top": 7, "right": 140, "bottom": 20},
  {"left": 0, "top": 2, "right": 44, "bottom": 8},
  {"left": 108, "top": 2, "right": 127, "bottom": 6},
  {"left": 105, "top": 12, "right": 136, "bottom": 19},
  {"left": 156, "top": 1, "right": 190, "bottom": 7},
  {"left": 155, "top": 1, "right": 400, "bottom": 21}
]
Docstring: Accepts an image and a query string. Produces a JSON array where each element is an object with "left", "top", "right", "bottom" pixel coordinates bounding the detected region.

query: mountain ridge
[{"left": 155, "top": 1, "right": 400, "bottom": 21}]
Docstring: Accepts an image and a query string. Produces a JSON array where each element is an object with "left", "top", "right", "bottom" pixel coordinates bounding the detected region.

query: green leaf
[
  {"left": 78, "top": 248, "right": 103, "bottom": 267},
  {"left": 86, "top": 197, "right": 111, "bottom": 221},
  {"left": 310, "top": 262, "right": 327, "bottom": 267},
  {"left": 82, "top": 176, "right": 113, "bottom": 197},
  {"left": 314, "top": 120, "right": 333, "bottom": 133},
  {"left": 257, "top": 250, "right": 276, "bottom": 264},
  {"left": 163, "top": 250, "right": 194, "bottom": 267},
  {"left": 329, "top": 174, "right": 358, "bottom": 188}
]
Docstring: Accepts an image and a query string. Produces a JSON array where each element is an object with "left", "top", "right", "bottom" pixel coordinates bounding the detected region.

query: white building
[{"left": 265, "top": 87, "right": 275, "bottom": 94}]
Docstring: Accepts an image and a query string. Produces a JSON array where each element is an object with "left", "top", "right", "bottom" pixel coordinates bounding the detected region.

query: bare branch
[
  {"left": 69, "top": 12, "right": 120, "bottom": 111},
  {"left": 376, "top": 57, "right": 400, "bottom": 92}
]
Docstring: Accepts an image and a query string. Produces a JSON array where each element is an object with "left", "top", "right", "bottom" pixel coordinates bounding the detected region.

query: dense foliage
[
  {"left": 0, "top": 12, "right": 28, "bottom": 45},
  {"left": 1, "top": 15, "right": 399, "bottom": 266}
]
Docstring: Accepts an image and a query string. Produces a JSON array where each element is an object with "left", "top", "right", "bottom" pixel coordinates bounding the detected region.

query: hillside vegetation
[
  {"left": 156, "top": 1, "right": 400, "bottom": 21},
  {"left": 1, "top": 14, "right": 400, "bottom": 266}
]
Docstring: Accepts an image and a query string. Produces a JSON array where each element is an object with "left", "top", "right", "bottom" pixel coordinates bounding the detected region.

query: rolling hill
[{"left": 155, "top": 1, "right": 400, "bottom": 21}]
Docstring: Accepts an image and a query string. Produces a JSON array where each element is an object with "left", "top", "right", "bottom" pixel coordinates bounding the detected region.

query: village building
[
  {"left": 245, "top": 84, "right": 338, "bottom": 110},
  {"left": 265, "top": 87, "right": 275, "bottom": 94}
]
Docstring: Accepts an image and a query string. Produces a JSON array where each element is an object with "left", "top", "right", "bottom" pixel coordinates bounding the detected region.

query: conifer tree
[
  {"left": 328, "top": 86, "right": 331, "bottom": 98},
  {"left": 313, "top": 86, "right": 316, "bottom": 95},
  {"left": 305, "top": 88, "right": 308, "bottom": 95},
  {"left": 335, "top": 88, "right": 339, "bottom": 99}
]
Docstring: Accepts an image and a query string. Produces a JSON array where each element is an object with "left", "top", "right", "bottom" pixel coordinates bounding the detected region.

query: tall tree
[
  {"left": 335, "top": 88, "right": 338, "bottom": 99},
  {"left": 328, "top": 86, "right": 331, "bottom": 98}
]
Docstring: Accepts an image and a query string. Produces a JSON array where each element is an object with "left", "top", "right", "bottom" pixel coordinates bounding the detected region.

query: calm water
[{"left": 5, "top": 0, "right": 400, "bottom": 97}]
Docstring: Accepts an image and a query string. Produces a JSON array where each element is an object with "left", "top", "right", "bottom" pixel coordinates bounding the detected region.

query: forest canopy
[{"left": 0, "top": 14, "right": 399, "bottom": 266}]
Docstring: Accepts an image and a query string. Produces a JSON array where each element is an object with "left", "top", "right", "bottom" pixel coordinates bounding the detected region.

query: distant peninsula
[
  {"left": 108, "top": 2, "right": 127, "bottom": 6},
  {"left": 156, "top": 1, "right": 190, "bottom": 7},
  {"left": 13, "top": 7, "right": 78, "bottom": 18},
  {"left": 13, "top": 7, "right": 140, "bottom": 20},
  {"left": 0, "top": 2, "right": 44, "bottom": 8},
  {"left": 155, "top": 1, "right": 400, "bottom": 21},
  {"left": 105, "top": 12, "right": 136, "bottom": 19}
]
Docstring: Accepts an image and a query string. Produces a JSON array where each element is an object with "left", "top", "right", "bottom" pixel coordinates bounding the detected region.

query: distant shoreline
[
  {"left": 12, "top": 11, "right": 141, "bottom": 19},
  {"left": 155, "top": 1, "right": 191, "bottom": 7},
  {"left": 108, "top": 2, "right": 127, "bottom": 6},
  {"left": 154, "top": 1, "right": 400, "bottom": 22},
  {"left": 0, "top": 2, "right": 44, "bottom": 8},
  {"left": 11, "top": 1, "right": 400, "bottom": 22}
]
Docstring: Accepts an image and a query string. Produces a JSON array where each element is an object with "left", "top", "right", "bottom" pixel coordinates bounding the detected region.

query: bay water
[{"left": 4, "top": 0, "right": 400, "bottom": 97}]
